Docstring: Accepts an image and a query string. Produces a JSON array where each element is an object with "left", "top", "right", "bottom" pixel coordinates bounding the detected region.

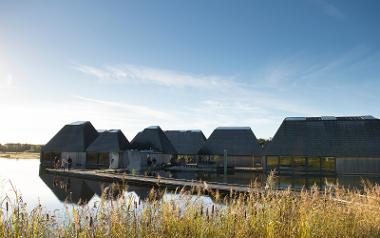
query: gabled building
[
  {"left": 263, "top": 116, "right": 380, "bottom": 175},
  {"left": 86, "top": 129, "right": 130, "bottom": 169},
  {"left": 125, "top": 126, "right": 177, "bottom": 172},
  {"left": 198, "top": 127, "right": 263, "bottom": 168},
  {"left": 130, "top": 126, "right": 177, "bottom": 154},
  {"left": 165, "top": 130, "right": 206, "bottom": 164},
  {"left": 41, "top": 121, "right": 98, "bottom": 168}
]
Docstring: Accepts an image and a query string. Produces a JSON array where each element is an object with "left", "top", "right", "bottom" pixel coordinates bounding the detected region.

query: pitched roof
[
  {"left": 198, "top": 127, "right": 263, "bottom": 156},
  {"left": 264, "top": 116, "right": 380, "bottom": 157},
  {"left": 42, "top": 121, "right": 98, "bottom": 152},
  {"left": 39, "top": 173, "right": 95, "bottom": 204},
  {"left": 165, "top": 130, "right": 206, "bottom": 155},
  {"left": 86, "top": 129, "right": 130, "bottom": 152},
  {"left": 130, "top": 126, "right": 177, "bottom": 154}
]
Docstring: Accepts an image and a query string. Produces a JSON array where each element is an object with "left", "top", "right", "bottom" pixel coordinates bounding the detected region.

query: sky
[{"left": 0, "top": 0, "right": 380, "bottom": 144}]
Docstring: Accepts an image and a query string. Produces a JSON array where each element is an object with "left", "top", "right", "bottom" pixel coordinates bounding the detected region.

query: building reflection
[
  {"left": 39, "top": 167, "right": 153, "bottom": 204},
  {"left": 39, "top": 166, "right": 380, "bottom": 206}
]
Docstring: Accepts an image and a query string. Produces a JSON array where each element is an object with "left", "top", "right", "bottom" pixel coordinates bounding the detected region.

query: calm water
[
  {"left": 0, "top": 158, "right": 216, "bottom": 215},
  {"left": 1, "top": 157, "right": 380, "bottom": 213}
]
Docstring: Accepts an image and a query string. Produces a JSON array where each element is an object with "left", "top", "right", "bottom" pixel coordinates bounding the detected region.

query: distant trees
[
  {"left": 257, "top": 138, "right": 270, "bottom": 148},
  {"left": 0, "top": 143, "right": 42, "bottom": 152}
]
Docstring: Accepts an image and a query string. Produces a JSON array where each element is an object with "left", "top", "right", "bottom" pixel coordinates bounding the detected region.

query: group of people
[
  {"left": 146, "top": 156, "right": 157, "bottom": 167},
  {"left": 53, "top": 156, "right": 73, "bottom": 170}
]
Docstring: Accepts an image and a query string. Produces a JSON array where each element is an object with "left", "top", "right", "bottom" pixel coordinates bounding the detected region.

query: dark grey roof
[
  {"left": 86, "top": 130, "right": 130, "bottom": 152},
  {"left": 42, "top": 121, "right": 98, "bottom": 152},
  {"left": 130, "top": 126, "right": 177, "bottom": 154},
  {"left": 264, "top": 116, "right": 380, "bottom": 157},
  {"left": 165, "top": 130, "right": 206, "bottom": 155},
  {"left": 198, "top": 127, "right": 263, "bottom": 156},
  {"left": 39, "top": 173, "right": 95, "bottom": 204}
]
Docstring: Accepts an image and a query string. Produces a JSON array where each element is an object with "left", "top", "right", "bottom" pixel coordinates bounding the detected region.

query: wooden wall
[{"left": 336, "top": 157, "right": 380, "bottom": 175}]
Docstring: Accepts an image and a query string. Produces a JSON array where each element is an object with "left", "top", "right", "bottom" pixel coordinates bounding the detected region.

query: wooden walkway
[
  {"left": 165, "top": 165, "right": 263, "bottom": 173},
  {"left": 45, "top": 168, "right": 259, "bottom": 193}
]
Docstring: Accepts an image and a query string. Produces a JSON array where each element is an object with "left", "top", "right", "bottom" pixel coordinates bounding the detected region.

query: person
[
  {"left": 67, "top": 157, "right": 72, "bottom": 170},
  {"left": 147, "top": 156, "right": 152, "bottom": 167},
  {"left": 54, "top": 156, "right": 59, "bottom": 169},
  {"left": 57, "top": 158, "right": 61, "bottom": 169}
]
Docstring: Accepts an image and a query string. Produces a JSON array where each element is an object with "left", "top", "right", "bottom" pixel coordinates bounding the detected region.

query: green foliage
[
  {"left": 257, "top": 138, "right": 269, "bottom": 147},
  {"left": 131, "top": 169, "right": 136, "bottom": 176}
]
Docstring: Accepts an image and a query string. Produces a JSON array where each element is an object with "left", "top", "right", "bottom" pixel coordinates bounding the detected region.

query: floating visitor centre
[{"left": 41, "top": 115, "right": 380, "bottom": 175}]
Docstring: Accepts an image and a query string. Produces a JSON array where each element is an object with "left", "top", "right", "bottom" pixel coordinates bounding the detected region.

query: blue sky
[{"left": 0, "top": 0, "right": 380, "bottom": 143}]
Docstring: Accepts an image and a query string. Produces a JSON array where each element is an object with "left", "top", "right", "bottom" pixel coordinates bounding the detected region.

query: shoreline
[{"left": 0, "top": 152, "right": 40, "bottom": 160}]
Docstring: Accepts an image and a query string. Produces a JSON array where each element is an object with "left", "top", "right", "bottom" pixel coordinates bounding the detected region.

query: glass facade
[
  {"left": 308, "top": 157, "right": 321, "bottom": 171},
  {"left": 98, "top": 153, "right": 109, "bottom": 167},
  {"left": 321, "top": 157, "right": 336, "bottom": 171},
  {"left": 86, "top": 152, "right": 110, "bottom": 168},
  {"left": 266, "top": 156, "right": 279, "bottom": 170},
  {"left": 293, "top": 157, "right": 306, "bottom": 170},
  {"left": 266, "top": 156, "right": 336, "bottom": 173},
  {"left": 42, "top": 152, "right": 60, "bottom": 162},
  {"left": 279, "top": 156, "right": 292, "bottom": 170}
]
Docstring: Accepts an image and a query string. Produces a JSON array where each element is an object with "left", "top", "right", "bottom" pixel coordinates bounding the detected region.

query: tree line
[{"left": 0, "top": 143, "right": 42, "bottom": 153}]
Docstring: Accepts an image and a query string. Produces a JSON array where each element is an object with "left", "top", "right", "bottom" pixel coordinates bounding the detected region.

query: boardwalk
[{"left": 44, "top": 168, "right": 258, "bottom": 193}]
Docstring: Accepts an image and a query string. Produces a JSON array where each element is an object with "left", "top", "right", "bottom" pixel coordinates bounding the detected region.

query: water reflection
[
  {"left": 1, "top": 158, "right": 380, "bottom": 214},
  {"left": 39, "top": 168, "right": 153, "bottom": 205},
  {"left": 169, "top": 170, "right": 380, "bottom": 191},
  {"left": 39, "top": 171, "right": 95, "bottom": 205}
]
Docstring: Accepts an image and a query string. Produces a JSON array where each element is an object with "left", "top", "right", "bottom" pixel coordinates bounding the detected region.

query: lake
[{"left": 1, "top": 157, "right": 380, "bottom": 214}]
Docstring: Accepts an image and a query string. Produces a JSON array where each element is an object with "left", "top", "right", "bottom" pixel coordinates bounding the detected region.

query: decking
[{"left": 44, "top": 168, "right": 259, "bottom": 193}]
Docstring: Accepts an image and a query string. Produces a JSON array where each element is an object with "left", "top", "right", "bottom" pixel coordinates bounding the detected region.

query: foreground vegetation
[{"left": 1, "top": 176, "right": 380, "bottom": 238}]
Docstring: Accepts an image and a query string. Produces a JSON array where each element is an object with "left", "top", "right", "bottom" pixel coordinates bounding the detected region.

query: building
[
  {"left": 86, "top": 129, "right": 130, "bottom": 169},
  {"left": 165, "top": 130, "right": 206, "bottom": 164},
  {"left": 41, "top": 121, "right": 98, "bottom": 168},
  {"left": 198, "top": 127, "right": 263, "bottom": 168},
  {"left": 263, "top": 116, "right": 380, "bottom": 175},
  {"left": 125, "top": 126, "right": 177, "bottom": 172}
]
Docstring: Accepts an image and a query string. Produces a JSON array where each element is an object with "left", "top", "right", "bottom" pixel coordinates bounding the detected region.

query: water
[
  {"left": 1, "top": 157, "right": 380, "bottom": 214},
  {"left": 0, "top": 158, "right": 216, "bottom": 215}
]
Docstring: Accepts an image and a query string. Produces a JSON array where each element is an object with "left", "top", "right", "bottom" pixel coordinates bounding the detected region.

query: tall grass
[{"left": 1, "top": 175, "right": 380, "bottom": 238}]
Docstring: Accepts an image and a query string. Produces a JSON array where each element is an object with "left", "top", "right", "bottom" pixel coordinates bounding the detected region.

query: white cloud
[
  {"left": 74, "top": 63, "right": 235, "bottom": 90},
  {"left": 310, "top": 0, "right": 345, "bottom": 20},
  {"left": 74, "top": 95, "right": 171, "bottom": 120}
]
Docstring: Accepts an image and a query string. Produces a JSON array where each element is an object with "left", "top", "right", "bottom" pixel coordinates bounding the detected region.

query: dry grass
[
  {"left": 1, "top": 175, "right": 380, "bottom": 237},
  {"left": 0, "top": 152, "right": 40, "bottom": 160}
]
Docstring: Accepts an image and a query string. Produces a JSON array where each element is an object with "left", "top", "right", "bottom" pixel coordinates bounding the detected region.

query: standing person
[
  {"left": 57, "top": 158, "right": 61, "bottom": 169},
  {"left": 147, "top": 156, "right": 152, "bottom": 167},
  {"left": 54, "top": 156, "right": 59, "bottom": 169},
  {"left": 67, "top": 157, "right": 72, "bottom": 170}
]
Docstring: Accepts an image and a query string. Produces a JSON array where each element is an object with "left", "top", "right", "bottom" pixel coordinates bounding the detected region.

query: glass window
[
  {"left": 293, "top": 157, "right": 306, "bottom": 170},
  {"left": 266, "top": 156, "right": 279, "bottom": 170},
  {"left": 43, "top": 152, "right": 60, "bottom": 161},
  {"left": 279, "top": 157, "right": 292, "bottom": 170},
  {"left": 321, "top": 157, "right": 336, "bottom": 171},
  {"left": 98, "top": 153, "right": 109, "bottom": 167},
  {"left": 307, "top": 157, "right": 321, "bottom": 171},
  {"left": 87, "top": 153, "right": 98, "bottom": 164}
]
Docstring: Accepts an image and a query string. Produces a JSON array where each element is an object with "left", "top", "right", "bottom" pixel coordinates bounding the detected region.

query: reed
[{"left": 1, "top": 175, "right": 380, "bottom": 238}]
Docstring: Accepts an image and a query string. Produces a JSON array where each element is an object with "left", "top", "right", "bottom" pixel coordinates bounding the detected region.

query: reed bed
[{"left": 1, "top": 175, "right": 380, "bottom": 238}]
